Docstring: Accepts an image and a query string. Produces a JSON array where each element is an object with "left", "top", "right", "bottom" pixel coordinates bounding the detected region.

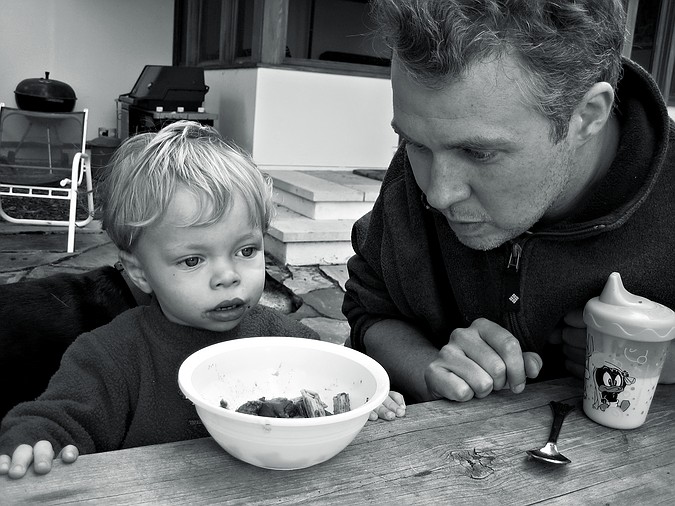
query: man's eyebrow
[{"left": 391, "top": 121, "right": 515, "bottom": 150}]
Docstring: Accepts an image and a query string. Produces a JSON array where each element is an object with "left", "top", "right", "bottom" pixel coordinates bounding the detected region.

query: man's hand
[
  {"left": 424, "top": 318, "right": 543, "bottom": 402},
  {"left": 551, "top": 308, "right": 675, "bottom": 384},
  {"left": 0, "top": 442, "right": 79, "bottom": 479},
  {"left": 555, "top": 308, "right": 587, "bottom": 379}
]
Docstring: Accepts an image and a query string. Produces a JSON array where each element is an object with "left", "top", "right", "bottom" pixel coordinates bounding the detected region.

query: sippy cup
[{"left": 582, "top": 272, "right": 675, "bottom": 429}]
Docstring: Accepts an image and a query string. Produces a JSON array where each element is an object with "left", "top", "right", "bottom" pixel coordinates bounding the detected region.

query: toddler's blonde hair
[{"left": 99, "top": 121, "right": 273, "bottom": 251}]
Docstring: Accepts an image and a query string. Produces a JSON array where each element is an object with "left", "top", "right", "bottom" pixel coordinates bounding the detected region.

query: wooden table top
[{"left": 3, "top": 377, "right": 674, "bottom": 505}]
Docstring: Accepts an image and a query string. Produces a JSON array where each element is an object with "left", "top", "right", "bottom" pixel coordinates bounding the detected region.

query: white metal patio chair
[{"left": 0, "top": 103, "right": 94, "bottom": 252}]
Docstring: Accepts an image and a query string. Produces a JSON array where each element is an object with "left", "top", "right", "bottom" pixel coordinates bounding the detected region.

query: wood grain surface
[{"left": 4, "top": 377, "right": 673, "bottom": 505}]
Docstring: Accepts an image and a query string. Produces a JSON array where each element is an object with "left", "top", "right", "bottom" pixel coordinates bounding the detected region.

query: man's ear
[
  {"left": 118, "top": 250, "right": 153, "bottom": 294},
  {"left": 569, "top": 82, "right": 615, "bottom": 143}
]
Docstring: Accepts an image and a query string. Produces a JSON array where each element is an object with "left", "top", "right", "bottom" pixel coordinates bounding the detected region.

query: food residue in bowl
[{"left": 220, "top": 389, "right": 351, "bottom": 418}]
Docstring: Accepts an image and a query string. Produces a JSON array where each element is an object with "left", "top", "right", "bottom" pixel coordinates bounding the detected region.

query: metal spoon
[{"left": 526, "top": 400, "right": 575, "bottom": 465}]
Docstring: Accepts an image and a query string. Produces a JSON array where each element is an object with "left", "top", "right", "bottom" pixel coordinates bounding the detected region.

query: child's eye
[
  {"left": 239, "top": 246, "right": 257, "bottom": 258},
  {"left": 181, "top": 257, "right": 202, "bottom": 268}
]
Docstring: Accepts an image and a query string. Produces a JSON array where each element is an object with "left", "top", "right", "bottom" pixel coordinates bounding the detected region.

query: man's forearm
[{"left": 363, "top": 319, "right": 441, "bottom": 402}]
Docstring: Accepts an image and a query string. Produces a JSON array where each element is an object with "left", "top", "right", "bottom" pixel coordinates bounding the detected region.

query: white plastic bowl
[{"left": 178, "top": 336, "right": 390, "bottom": 470}]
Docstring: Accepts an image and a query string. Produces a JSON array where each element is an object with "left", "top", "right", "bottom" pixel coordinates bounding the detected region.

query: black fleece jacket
[{"left": 343, "top": 59, "right": 675, "bottom": 381}]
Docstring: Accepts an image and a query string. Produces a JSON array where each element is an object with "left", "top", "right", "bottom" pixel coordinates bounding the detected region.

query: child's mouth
[
  {"left": 216, "top": 304, "right": 238, "bottom": 311},
  {"left": 208, "top": 299, "right": 248, "bottom": 322}
]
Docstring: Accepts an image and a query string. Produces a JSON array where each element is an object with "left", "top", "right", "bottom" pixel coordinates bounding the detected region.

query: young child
[{"left": 0, "top": 121, "right": 405, "bottom": 479}]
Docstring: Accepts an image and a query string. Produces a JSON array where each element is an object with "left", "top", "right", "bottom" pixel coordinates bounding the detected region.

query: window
[
  {"left": 174, "top": 0, "right": 673, "bottom": 96},
  {"left": 285, "top": 0, "right": 389, "bottom": 66},
  {"left": 627, "top": 0, "right": 675, "bottom": 105},
  {"left": 173, "top": 0, "right": 390, "bottom": 76},
  {"left": 174, "top": 0, "right": 255, "bottom": 67}
]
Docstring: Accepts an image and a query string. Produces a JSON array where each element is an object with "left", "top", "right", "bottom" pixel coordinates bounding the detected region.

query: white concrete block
[{"left": 264, "top": 235, "right": 354, "bottom": 266}]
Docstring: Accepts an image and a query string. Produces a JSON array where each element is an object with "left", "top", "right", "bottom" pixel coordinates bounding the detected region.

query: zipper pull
[{"left": 505, "top": 242, "right": 522, "bottom": 311}]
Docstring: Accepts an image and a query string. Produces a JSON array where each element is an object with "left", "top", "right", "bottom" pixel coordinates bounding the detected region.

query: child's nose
[{"left": 211, "top": 263, "right": 240, "bottom": 288}]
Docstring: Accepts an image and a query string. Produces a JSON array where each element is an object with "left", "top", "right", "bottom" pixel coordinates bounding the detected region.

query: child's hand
[
  {"left": 369, "top": 390, "right": 406, "bottom": 421},
  {"left": 0, "top": 441, "right": 79, "bottom": 479}
]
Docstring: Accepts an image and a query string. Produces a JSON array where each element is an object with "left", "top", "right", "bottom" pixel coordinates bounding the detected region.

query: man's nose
[{"left": 424, "top": 159, "right": 471, "bottom": 211}]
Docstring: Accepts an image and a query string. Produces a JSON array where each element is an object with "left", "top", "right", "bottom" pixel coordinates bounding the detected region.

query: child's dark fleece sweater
[
  {"left": 343, "top": 58, "right": 675, "bottom": 381},
  {"left": 0, "top": 299, "right": 319, "bottom": 455}
]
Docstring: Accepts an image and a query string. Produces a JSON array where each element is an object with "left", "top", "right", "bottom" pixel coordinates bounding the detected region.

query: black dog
[{"left": 0, "top": 266, "right": 139, "bottom": 419}]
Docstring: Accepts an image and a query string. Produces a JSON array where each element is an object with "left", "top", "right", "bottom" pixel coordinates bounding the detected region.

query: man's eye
[
  {"left": 239, "top": 247, "right": 257, "bottom": 258},
  {"left": 405, "top": 140, "right": 427, "bottom": 152},
  {"left": 463, "top": 148, "right": 496, "bottom": 162},
  {"left": 182, "top": 257, "right": 201, "bottom": 268}
]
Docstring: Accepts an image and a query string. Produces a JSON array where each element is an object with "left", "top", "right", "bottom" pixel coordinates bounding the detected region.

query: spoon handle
[{"left": 547, "top": 401, "right": 575, "bottom": 444}]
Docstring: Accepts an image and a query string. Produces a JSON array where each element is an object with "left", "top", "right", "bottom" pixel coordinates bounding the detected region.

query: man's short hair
[{"left": 372, "top": 0, "right": 626, "bottom": 142}]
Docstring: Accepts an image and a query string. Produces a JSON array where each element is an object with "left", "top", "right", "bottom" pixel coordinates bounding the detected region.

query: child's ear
[{"left": 118, "top": 250, "right": 153, "bottom": 295}]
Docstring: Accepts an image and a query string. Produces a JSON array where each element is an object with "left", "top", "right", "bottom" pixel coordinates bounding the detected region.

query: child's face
[{"left": 128, "top": 187, "right": 266, "bottom": 332}]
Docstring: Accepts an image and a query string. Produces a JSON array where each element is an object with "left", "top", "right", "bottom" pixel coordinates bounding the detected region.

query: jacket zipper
[
  {"left": 505, "top": 240, "right": 523, "bottom": 311},
  {"left": 504, "top": 239, "right": 525, "bottom": 339},
  {"left": 502, "top": 225, "right": 604, "bottom": 343}
]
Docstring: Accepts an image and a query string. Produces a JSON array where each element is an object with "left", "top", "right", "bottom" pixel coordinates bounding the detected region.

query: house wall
[
  {"left": 0, "top": 0, "right": 173, "bottom": 141},
  {"left": 205, "top": 67, "right": 399, "bottom": 170},
  {"left": 203, "top": 68, "right": 258, "bottom": 154}
]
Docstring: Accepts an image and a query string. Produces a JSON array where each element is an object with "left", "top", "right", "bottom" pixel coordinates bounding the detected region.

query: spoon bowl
[
  {"left": 526, "top": 442, "right": 571, "bottom": 465},
  {"left": 527, "top": 401, "right": 575, "bottom": 465}
]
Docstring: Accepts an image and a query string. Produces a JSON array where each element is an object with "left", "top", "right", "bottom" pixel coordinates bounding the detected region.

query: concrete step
[
  {"left": 265, "top": 205, "right": 355, "bottom": 265},
  {"left": 269, "top": 170, "right": 381, "bottom": 220},
  {"left": 265, "top": 170, "right": 383, "bottom": 265}
]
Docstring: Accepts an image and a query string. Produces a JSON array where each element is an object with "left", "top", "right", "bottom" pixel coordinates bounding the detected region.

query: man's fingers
[
  {"left": 561, "top": 326, "right": 586, "bottom": 349},
  {"left": 548, "top": 326, "right": 563, "bottom": 344},
  {"left": 449, "top": 321, "right": 511, "bottom": 392},
  {"left": 436, "top": 341, "right": 497, "bottom": 398},
  {"left": 8, "top": 444, "right": 34, "bottom": 479},
  {"left": 563, "top": 308, "right": 585, "bottom": 327},
  {"left": 565, "top": 360, "right": 585, "bottom": 379},
  {"left": 469, "top": 319, "right": 527, "bottom": 394},
  {"left": 425, "top": 358, "right": 481, "bottom": 402},
  {"left": 563, "top": 343, "right": 586, "bottom": 365},
  {"left": 32, "top": 441, "right": 55, "bottom": 475},
  {"left": 523, "top": 352, "right": 543, "bottom": 379}
]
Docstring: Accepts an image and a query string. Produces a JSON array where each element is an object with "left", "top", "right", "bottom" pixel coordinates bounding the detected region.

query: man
[{"left": 343, "top": 0, "right": 675, "bottom": 403}]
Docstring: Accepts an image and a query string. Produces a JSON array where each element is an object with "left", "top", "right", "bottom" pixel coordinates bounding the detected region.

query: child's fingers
[
  {"left": 388, "top": 391, "right": 406, "bottom": 406},
  {"left": 374, "top": 405, "right": 396, "bottom": 420},
  {"left": 373, "top": 404, "right": 401, "bottom": 421},
  {"left": 8, "top": 444, "right": 34, "bottom": 479},
  {"left": 381, "top": 393, "right": 406, "bottom": 417},
  {"left": 32, "top": 440, "right": 55, "bottom": 475},
  {"left": 0, "top": 454, "right": 10, "bottom": 475},
  {"left": 59, "top": 445, "right": 79, "bottom": 464}
]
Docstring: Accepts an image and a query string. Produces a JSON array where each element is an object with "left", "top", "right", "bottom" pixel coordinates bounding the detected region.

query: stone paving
[{"left": 0, "top": 221, "right": 350, "bottom": 345}]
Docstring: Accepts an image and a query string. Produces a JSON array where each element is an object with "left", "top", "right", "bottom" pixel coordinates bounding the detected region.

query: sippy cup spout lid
[
  {"left": 599, "top": 272, "right": 653, "bottom": 308},
  {"left": 583, "top": 272, "right": 675, "bottom": 342}
]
